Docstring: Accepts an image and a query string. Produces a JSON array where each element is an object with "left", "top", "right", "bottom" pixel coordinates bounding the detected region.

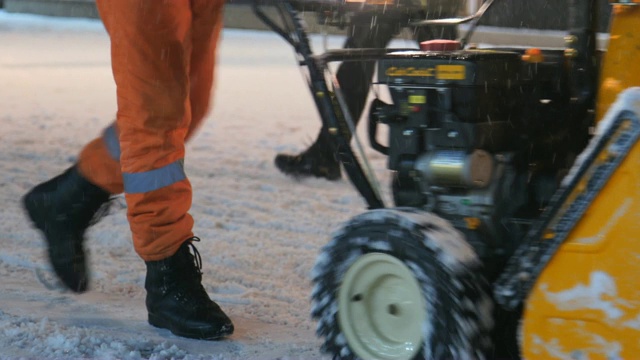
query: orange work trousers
[{"left": 77, "top": 0, "right": 225, "bottom": 261}]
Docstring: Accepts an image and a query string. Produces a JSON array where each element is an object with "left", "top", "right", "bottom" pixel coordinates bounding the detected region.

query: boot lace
[
  {"left": 185, "top": 237, "right": 203, "bottom": 277},
  {"left": 175, "top": 237, "right": 212, "bottom": 307}
]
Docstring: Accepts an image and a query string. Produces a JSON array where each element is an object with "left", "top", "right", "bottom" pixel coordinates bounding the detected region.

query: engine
[{"left": 369, "top": 45, "right": 588, "bottom": 266}]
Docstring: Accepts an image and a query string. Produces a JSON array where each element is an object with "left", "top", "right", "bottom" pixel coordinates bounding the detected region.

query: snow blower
[{"left": 254, "top": 0, "right": 640, "bottom": 358}]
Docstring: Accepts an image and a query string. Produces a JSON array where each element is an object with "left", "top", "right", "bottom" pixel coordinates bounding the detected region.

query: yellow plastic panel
[
  {"left": 523, "top": 123, "right": 640, "bottom": 358},
  {"left": 523, "top": 5, "right": 640, "bottom": 356}
]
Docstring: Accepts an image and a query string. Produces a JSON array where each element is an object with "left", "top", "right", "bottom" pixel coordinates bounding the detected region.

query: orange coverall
[{"left": 76, "top": 0, "right": 224, "bottom": 261}]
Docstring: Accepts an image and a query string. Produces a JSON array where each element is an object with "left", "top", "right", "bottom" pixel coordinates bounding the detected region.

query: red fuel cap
[{"left": 419, "top": 40, "right": 462, "bottom": 52}]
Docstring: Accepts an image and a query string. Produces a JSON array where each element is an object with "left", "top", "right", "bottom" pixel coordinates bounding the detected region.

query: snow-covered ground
[{"left": 0, "top": 10, "right": 409, "bottom": 360}]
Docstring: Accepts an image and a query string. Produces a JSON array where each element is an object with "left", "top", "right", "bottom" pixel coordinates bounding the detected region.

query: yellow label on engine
[
  {"left": 408, "top": 95, "right": 427, "bottom": 104},
  {"left": 385, "top": 65, "right": 466, "bottom": 80},
  {"left": 385, "top": 67, "right": 435, "bottom": 77},
  {"left": 436, "top": 65, "right": 466, "bottom": 80}
]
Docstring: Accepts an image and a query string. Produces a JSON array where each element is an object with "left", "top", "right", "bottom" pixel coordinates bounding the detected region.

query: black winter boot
[
  {"left": 274, "top": 131, "right": 342, "bottom": 181},
  {"left": 145, "top": 238, "right": 234, "bottom": 340},
  {"left": 23, "top": 166, "right": 111, "bottom": 292}
]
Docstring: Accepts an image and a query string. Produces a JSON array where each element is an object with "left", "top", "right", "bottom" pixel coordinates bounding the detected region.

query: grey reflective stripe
[
  {"left": 102, "top": 123, "right": 121, "bottom": 160},
  {"left": 122, "top": 159, "right": 186, "bottom": 194}
]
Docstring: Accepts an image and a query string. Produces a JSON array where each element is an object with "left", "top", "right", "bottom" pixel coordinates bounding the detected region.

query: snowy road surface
[{"left": 0, "top": 10, "right": 405, "bottom": 360}]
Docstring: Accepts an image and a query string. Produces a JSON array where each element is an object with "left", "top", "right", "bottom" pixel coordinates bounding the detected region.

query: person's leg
[
  {"left": 99, "top": 0, "right": 193, "bottom": 260},
  {"left": 185, "top": 1, "right": 223, "bottom": 139},
  {"left": 33, "top": 0, "right": 196, "bottom": 264},
  {"left": 336, "top": 16, "right": 400, "bottom": 129},
  {"left": 76, "top": 0, "right": 224, "bottom": 195},
  {"left": 95, "top": 0, "right": 232, "bottom": 340},
  {"left": 24, "top": 0, "right": 232, "bottom": 340},
  {"left": 274, "top": 14, "right": 398, "bottom": 180},
  {"left": 26, "top": 0, "right": 224, "bottom": 294}
]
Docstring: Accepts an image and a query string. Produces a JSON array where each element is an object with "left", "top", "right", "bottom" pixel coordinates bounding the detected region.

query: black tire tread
[{"left": 311, "top": 208, "right": 493, "bottom": 360}]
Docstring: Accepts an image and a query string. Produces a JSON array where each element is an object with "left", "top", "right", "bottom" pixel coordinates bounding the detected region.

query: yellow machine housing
[{"left": 523, "top": 4, "right": 640, "bottom": 359}]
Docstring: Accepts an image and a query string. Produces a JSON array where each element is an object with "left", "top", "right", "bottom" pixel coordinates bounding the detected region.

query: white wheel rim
[{"left": 338, "top": 253, "right": 426, "bottom": 360}]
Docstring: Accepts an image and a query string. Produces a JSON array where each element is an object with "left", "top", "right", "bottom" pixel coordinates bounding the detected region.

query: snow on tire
[{"left": 311, "top": 208, "right": 494, "bottom": 360}]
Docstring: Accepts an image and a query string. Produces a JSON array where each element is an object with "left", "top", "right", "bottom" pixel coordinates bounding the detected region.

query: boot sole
[{"left": 148, "top": 313, "right": 234, "bottom": 340}]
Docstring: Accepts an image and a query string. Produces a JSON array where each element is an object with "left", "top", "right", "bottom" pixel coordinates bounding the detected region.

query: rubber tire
[{"left": 311, "top": 208, "right": 494, "bottom": 360}]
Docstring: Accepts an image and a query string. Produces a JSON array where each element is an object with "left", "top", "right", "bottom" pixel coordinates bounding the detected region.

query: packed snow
[
  {"left": 540, "top": 271, "right": 625, "bottom": 321},
  {"left": 0, "top": 10, "right": 410, "bottom": 359}
]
